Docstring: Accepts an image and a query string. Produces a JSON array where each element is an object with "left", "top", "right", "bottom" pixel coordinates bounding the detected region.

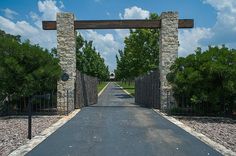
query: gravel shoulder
[
  {"left": 0, "top": 116, "right": 61, "bottom": 156},
  {"left": 175, "top": 117, "right": 236, "bottom": 153}
]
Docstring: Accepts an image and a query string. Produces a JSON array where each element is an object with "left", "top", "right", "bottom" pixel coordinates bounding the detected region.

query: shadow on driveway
[{"left": 114, "top": 93, "right": 132, "bottom": 99}]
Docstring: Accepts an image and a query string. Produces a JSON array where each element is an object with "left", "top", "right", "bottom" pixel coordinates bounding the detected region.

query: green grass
[
  {"left": 116, "top": 81, "right": 135, "bottom": 96},
  {"left": 97, "top": 82, "right": 108, "bottom": 93}
]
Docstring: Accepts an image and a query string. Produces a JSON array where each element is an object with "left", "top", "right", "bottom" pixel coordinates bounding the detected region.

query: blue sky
[{"left": 0, "top": 0, "right": 235, "bottom": 71}]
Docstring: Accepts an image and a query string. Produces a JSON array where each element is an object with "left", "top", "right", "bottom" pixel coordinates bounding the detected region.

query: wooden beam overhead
[{"left": 42, "top": 19, "right": 194, "bottom": 30}]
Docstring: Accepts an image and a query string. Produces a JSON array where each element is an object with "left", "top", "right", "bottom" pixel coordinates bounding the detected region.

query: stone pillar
[
  {"left": 57, "top": 13, "right": 76, "bottom": 114},
  {"left": 159, "top": 12, "right": 178, "bottom": 110}
]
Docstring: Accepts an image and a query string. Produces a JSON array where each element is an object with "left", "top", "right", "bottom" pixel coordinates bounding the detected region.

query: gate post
[
  {"left": 57, "top": 13, "right": 76, "bottom": 114},
  {"left": 159, "top": 12, "right": 178, "bottom": 111}
]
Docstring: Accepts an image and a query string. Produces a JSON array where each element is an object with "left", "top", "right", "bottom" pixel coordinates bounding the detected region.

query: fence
[
  {"left": 75, "top": 70, "right": 98, "bottom": 109},
  {"left": 135, "top": 69, "right": 235, "bottom": 118},
  {"left": 167, "top": 92, "right": 236, "bottom": 118},
  {"left": 0, "top": 71, "right": 98, "bottom": 116},
  {"left": 0, "top": 91, "right": 59, "bottom": 116},
  {"left": 135, "top": 70, "right": 160, "bottom": 108}
]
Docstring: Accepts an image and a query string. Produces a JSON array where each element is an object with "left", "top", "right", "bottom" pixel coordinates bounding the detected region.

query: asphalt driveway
[{"left": 27, "top": 82, "right": 222, "bottom": 156}]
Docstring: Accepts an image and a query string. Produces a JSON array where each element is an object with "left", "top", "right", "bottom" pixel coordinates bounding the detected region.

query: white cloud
[
  {"left": 82, "top": 30, "right": 119, "bottom": 55},
  {"left": 81, "top": 30, "right": 121, "bottom": 71},
  {"left": 59, "top": 1, "right": 65, "bottom": 9},
  {"left": 29, "top": 11, "right": 39, "bottom": 21},
  {"left": 0, "top": 16, "right": 38, "bottom": 37},
  {"left": 116, "top": 6, "right": 150, "bottom": 42},
  {"left": 202, "top": 0, "right": 236, "bottom": 44},
  {"left": 115, "top": 29, "right": 129, "bottom": 40},
  {"left": 0, "top": 0, "right": 62, "bottom": 50},
  {"left": 1, "top": 8, "right": 18, "bottom": 20},
  {"left": 38, "top": 0, "right": 60, "bottom": 20},
  {"left": 119, "top": 6, "right": 150, "bottom": 19},
  {"left": 179, "top": 28, "right": 212, "bottom": 56},
  {"left": 179, "top": 0, "right": 236, "bottom": 56},
  {"left": 203, "top": 0, "right": 236, "bottom": 12}
]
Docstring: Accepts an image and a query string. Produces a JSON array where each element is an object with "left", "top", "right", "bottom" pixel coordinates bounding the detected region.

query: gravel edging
[
  {"left": 0, "top": 116, "right": 61, "bottom": 156},
  {"left": 8, "top": 109, "right": 80, "bottom": 156},
  {"left": 153, "top": 109, "right": 236, "bottom": 156},
  {"left": 7, "top": 91, "right": 101, "bottom": 156},
  {"left": 176, "top": 116, "right": 236, "bottom": 153}
]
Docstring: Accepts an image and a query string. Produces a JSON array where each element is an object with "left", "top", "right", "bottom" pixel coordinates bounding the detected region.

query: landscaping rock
[
  {"left": 0, "top": 116, "right": 61, "bottom": 156},
  {"left": 176, "top": 117, "right": 236, "bottom": 153}
]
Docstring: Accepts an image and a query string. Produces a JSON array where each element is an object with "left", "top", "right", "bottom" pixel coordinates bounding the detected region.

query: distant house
[{"left": 109, "top": 72, "right": 115, "bottom": 81}]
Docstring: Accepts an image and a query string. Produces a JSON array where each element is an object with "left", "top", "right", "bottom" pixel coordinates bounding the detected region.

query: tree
[
  {"left": 0, "top": 30, "right": 61, "bottom": 98},
  {"left": 76, "top": 33, "right": 109, "bottom": 81},
  {"left": 167, "top": 46, "right": 236, "bottom": 115},
  {"left": 115, "top": 13, "right": 160, "bottom": 80}
]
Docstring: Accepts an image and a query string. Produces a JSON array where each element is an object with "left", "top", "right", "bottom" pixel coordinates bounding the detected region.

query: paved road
[{"left": 27, "top": 82, "right": 222, "bottom": 156}]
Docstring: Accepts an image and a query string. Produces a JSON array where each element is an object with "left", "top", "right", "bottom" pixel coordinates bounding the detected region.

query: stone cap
[{"left": 161, "top": 11, "right": 178, "bottom": 18}]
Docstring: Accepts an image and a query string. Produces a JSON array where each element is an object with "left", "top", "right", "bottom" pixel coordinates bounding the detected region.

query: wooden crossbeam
[{"left": 42, "top": 19, "right": 194, "bottom": 30}]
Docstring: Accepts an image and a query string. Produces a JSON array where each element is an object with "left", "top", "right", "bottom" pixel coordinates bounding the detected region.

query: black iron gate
[
  {"left": 75, "top": 70, "right": 98, "bottom": 109},
  {"left": 135, "top": 70, "right": 160, "bottom": 108}
]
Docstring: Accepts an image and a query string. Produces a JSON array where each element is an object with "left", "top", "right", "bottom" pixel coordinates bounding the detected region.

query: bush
[
  {"left": 0, "top": 30, "right": 61, "bottom": 98},
  {"left": 167, "top": 46, "right": 236, "bottom": 116}
]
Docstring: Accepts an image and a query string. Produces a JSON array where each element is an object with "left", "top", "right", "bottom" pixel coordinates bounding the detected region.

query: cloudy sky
[{"left": 0, "top": 0, "right": 235, "bottom": 71}]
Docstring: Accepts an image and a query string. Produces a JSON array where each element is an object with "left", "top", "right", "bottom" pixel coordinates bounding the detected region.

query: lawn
[
  {"left": 116, "top": 81, "right": 135, "bottom": 96},
  {"left": 97, "top": 82, "right": 108, "bottom": 93}
]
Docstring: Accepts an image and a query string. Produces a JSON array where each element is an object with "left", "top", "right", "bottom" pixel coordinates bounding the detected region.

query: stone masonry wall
[
  {"left": 57, "top": 13, "right": 76, "bottom": 114},
  {"left": 159, "top": 12, "right": 178, "bottom": 110}
]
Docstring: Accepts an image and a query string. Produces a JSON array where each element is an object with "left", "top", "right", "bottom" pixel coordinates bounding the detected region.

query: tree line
[
  {"left": 0, "top": 30, "right": 109, "bottom": 100},
  {"left": 75, "top": 33, "right": 109, "bottom": 81},
  {"left": 115, "top": 13, "right": 160, "bottom": 81}
]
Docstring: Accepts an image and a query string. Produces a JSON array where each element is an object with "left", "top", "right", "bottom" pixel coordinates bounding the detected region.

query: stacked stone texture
[
  {"left": 57, "top": 13, "right": 76, "bottom": 113},
  {"left": 159, "top": 12, "right": 178, "bottom": 110}
]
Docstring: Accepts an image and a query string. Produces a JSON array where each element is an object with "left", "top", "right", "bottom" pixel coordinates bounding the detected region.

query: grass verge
[
  {"left": 97, "top": 82, "right": 108, "bottom": 92},
  {"left": 116, "top": 81, "right": 135, "bottom": 96}
]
